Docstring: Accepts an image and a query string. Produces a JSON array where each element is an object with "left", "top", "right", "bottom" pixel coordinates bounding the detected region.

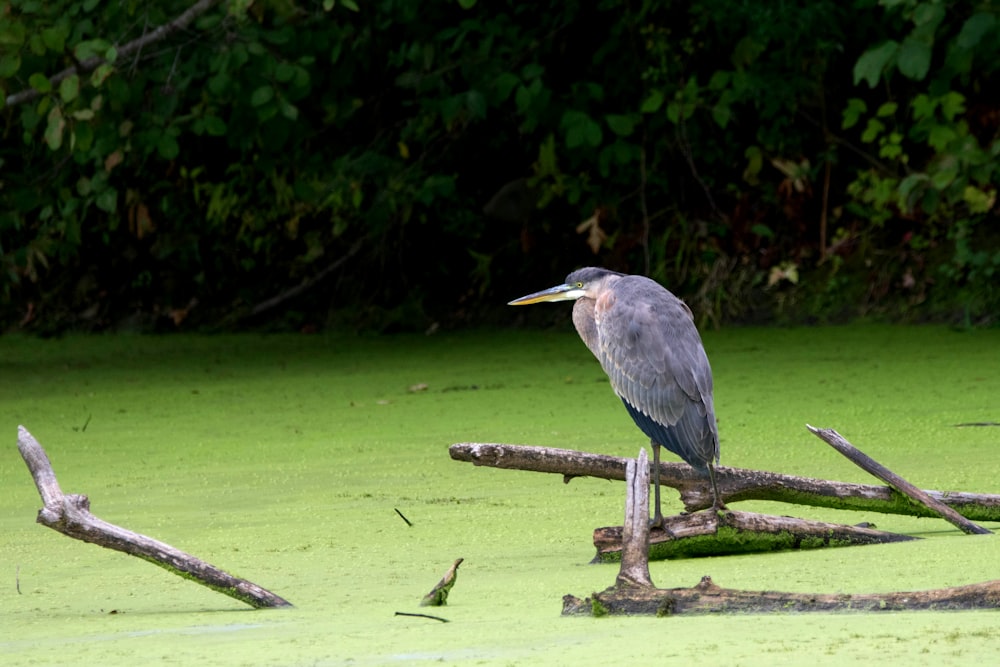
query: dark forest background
[{"left": 2, "top": 0, "right": 999, "bottom": 334}]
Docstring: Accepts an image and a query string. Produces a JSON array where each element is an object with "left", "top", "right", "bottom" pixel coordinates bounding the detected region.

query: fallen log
[
  {"left": 562, "top": 575, "right": 1000, "bottom": 616},
  {"left": 592, "top": 509, "right": 918, "bottom": 562},
  {"left": 448, "top": 442, "right": 1000, "bottom": 521},
  {"left": 567, "top": 447, "right": 1000, "bottom": 616},
  {"left": 16, "top": 426, "right": 292, "bottom": 609}
]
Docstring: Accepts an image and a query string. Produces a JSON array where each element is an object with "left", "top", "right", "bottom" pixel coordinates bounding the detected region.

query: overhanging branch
[{"left": 4, "top": 0, "right": 222, "bottom": 108}]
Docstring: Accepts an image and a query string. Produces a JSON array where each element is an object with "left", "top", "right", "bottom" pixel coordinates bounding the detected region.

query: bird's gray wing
[{"left": 594, "top": 278, "right": 718, "bottom": 465}]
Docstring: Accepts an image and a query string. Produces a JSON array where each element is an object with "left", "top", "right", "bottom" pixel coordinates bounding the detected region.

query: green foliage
[
  {"left": 841, "top": 0, "right": 1000, "bottom": 322},
  {"left": 1, "top": 0, "right": 999, "bottom": 331}
]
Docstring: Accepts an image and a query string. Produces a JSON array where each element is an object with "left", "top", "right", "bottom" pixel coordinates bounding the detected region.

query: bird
[{"left": 508, "top": 267, "right": 722, "bottom": 525}]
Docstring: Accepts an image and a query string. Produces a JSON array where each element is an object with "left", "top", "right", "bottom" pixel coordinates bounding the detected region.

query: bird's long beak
[{"left": 508, "top": 284, "right": 585, "bottom": 305}]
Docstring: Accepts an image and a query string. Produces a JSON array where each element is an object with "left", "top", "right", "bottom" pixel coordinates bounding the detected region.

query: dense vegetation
[{"left": 2, "top": 0, "right": 999, "bottom": 333}]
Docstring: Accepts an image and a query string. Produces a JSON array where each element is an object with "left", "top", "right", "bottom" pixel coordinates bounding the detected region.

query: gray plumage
[{"left": 509, "top": 266, "right": 723, "bottom": 519}]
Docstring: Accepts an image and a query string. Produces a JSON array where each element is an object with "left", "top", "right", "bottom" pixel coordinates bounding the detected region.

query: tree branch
[
  {"left": 448, "top": 442, "right": 1000, "bottom": 521},
  {"left": 4, "top": 0, "right": 223, "bottom": 108},
  {"left": 807, "top": 424, "right": 992, "bottom": 535},
  {"left": 17, "top": 425, "right": 292, "bottom": 609}
]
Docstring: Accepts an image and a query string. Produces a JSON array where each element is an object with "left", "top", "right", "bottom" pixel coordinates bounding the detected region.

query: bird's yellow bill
[{"left": 508, "top": 284, "right": 582, "bottom": 305}]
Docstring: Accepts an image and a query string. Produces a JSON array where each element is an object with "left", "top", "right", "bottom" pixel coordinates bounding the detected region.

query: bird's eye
[{"left": 575, "top": 281, "right": 584, "bottom": 288}]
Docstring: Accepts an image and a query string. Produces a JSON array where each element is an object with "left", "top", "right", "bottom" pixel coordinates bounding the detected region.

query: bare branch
[
  {"left": 448, "top": 442, "right": 1000, "bottom": 521},
  {"left": 17, "top": 425, "right": 292, "bottom": 609},
  {"left": 807, "top": 425, "right": 992, "bottom": 535},
  {"left": 4, "top": 0, "right": 223, "bottom": 108}
]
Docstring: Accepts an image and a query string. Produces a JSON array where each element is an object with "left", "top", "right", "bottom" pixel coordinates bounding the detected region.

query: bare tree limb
[
  {"left": 807, "top": 425, "right": 993, "bottom": 535},
  {"left": 448, "top": 442, "right": 1000, "bottom": 521},
  {"left": 247, "top": 238, "right": 365, "bottom": 318},
  {"left": 16, "top": 425, "right": 292, "bottom": 609},
  {"left": 4, "top": 0, "right": 223, "bottom": 108}
]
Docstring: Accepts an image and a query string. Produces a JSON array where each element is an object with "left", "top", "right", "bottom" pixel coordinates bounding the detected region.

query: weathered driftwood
[
  {"left": 448, "top": 442, "right": 1000, "bottom": 521},
  {"left": 616, "top": 449, "right": 653, "bottom": 587},
  {"left": 593, "top": 509, "right": 918, "bottom": 562},
  {"left": 567, "top": 446, "right": 1000, "bottom": 616},
  {"left": 807, "top": 425, "right": 992, "bottom": 535},
  {"left": 16, "top": 426, "right": 292, "bottom": 609},
  {"left": 562, "top": 575, "right": 1000, "bottom": 616}
]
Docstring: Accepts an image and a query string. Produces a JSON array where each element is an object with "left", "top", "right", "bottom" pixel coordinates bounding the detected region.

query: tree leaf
[
  {"left": 861, "top": 118, "right": 884, "bottom": 143},
  {"left": 90, "top": 63, "right": 114, "bottom": 86},
  {"left": 157, "top": 134, "right": 180, "bottom": 160},
  {"left": 251, "top": 85, "right": 274, "bottom": 106},
  {"left": 928, "top": 124, "right": 956, "bottom": 151},
  {"left": 204, "top": 115, "right": 227, "bottom": 136},
  {"left": 841, "top": 98, "right": 867, "bottom": 129},
  {"left": 41, "top": 24, "right": 68, "bottom": 53},
  {"left": 853, "top": 40, "right": 898, "bottom": 88},
  {"left": 0, "top": 54, "right": 21, "bottom": 78},
  {"left": 940, "top": 91, "right": 965, "bottom": 121},
  {"left": 465, "top": 89, "right": 486, "bottom": 119},
  {"left": 59, "top": 74, "right": 79, "bottom": 103},
  {"left": 876, "top": 101, "right": 897, "bottom": 117},
  {"left": 640, "top": 89, "right": 664, "bottom": 114},
  {"left": 44, "top": 106, "right": 64, "bottom": 150},
  {"left": 96, "top": 187, "right": 118, "bottom": 213},
  {"left": 490, "top": 72, "right": 518, "bottom": 104},
  {"left": 897, "top": 38, "right": 931, "bottom": 81},
  {"left": 29, "top": 72, "right": 51, "bottom": 93},
  {"left": 605, "top": 113, "right": 638, "bottom": 137},
  {"left": 711, "top": 103, "right": 731, "bottom": 128},
  {"left": 957, "top": 13, "right": 997, "bottom": 50}
]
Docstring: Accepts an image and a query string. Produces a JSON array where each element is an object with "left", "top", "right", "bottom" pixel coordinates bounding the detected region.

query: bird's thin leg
[
  {"left": 650, "top": 441, "right": 664, "bottom": 528},
  {"left": 708, "top": 462, "right": 727, "bottom": 511}
]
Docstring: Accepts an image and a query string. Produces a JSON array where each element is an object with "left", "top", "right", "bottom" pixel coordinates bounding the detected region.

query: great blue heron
[{"left": 509, "top": 267, "right": 722, "bottom": 525}]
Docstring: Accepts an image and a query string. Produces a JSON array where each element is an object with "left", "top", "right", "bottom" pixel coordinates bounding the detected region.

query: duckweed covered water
[{"left": 1, "top": 325, "right": 998, "bottom": 666}]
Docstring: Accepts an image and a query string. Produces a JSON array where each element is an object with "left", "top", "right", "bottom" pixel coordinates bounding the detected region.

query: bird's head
[{"left": 508, "top": 267, "right": 624, "bottom": 305}]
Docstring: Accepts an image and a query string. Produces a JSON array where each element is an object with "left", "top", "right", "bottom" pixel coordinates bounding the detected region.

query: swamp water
[{"left": 1, "top": 325, "right": 998, "bottom": 665}]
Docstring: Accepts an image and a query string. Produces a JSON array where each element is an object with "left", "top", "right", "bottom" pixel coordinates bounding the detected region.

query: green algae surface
[{"left": 1, "top": 325, "right": 999, "bottom": 666}]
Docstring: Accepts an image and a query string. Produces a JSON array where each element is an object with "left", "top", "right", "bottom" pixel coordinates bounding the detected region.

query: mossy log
[
  {"left": 567, "top": 446, "right": 1000, "bottom": 616},
  {"left": 562, "top": 575, "right": 1000, "bottom": 616},
  {"left": 448, "top": 442, "right": 1000, "bottom": 521},
  {"left": 592, "top": 509, "right": 918, "bottom": 563},
  {"left": 16, "top": 426, "right": 292, "bottom": 609}
]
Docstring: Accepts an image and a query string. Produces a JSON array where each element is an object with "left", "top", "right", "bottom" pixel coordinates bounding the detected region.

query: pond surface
[{"left": 1, "top": 325, "right": 998, "bottom": 665}]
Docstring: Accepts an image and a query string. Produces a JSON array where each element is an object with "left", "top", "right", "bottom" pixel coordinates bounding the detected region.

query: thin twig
[
  {"left": 394, "top": 611, "right": 449, "bottom": 623},
  {"left": 394, "top": 508, "right": 413, "bottom": 527}
]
